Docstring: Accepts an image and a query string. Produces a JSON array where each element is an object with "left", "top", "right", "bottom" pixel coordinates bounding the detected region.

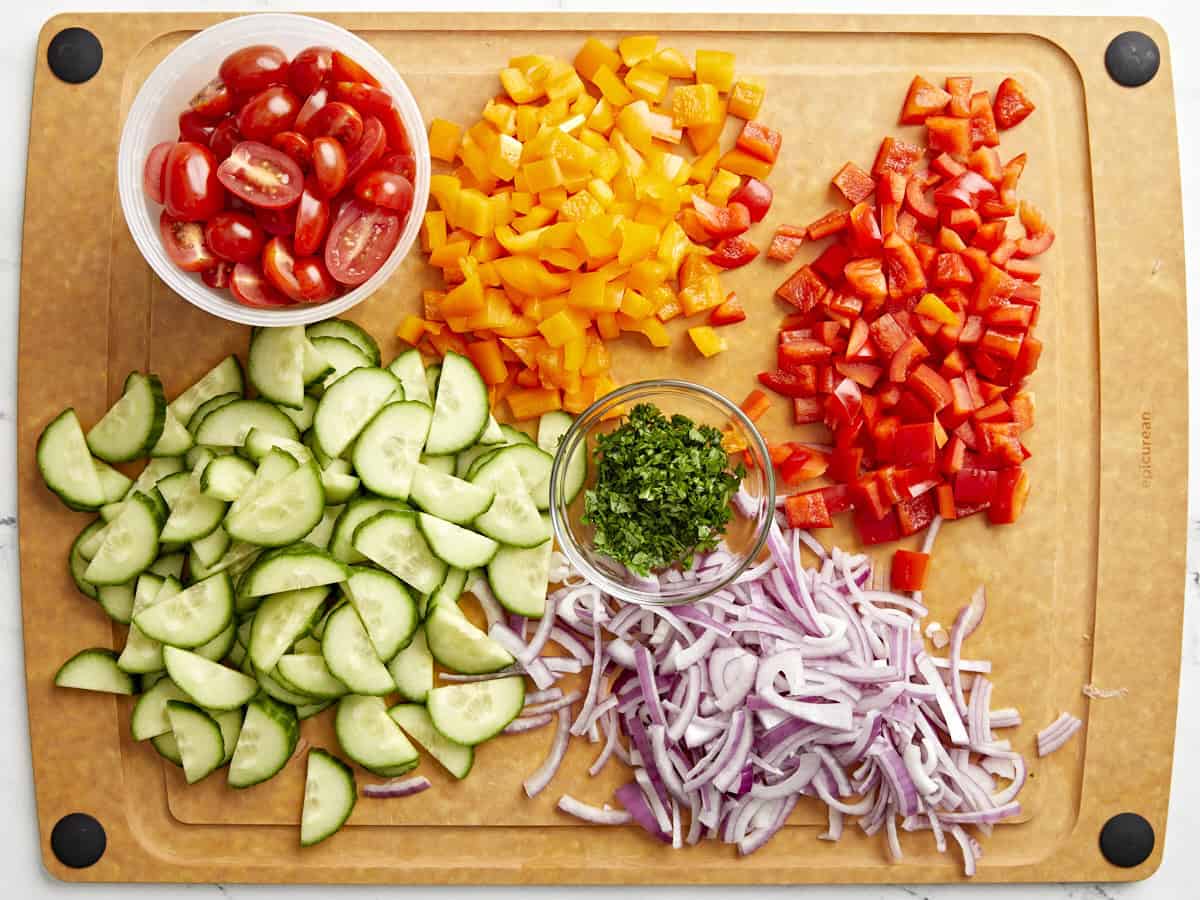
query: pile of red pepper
[{"left": 754, "top": 74, "right": 1050, "bottom": 557}]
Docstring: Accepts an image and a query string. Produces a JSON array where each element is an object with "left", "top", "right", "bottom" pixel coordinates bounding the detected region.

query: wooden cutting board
[{"left": 17, "top": 11, "right": 1186, "bottom": 885}]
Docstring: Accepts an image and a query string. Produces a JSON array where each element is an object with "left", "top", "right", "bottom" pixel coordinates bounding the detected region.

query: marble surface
[{"left": 3, "top": 0, "right": 1196, "bottom": 896}]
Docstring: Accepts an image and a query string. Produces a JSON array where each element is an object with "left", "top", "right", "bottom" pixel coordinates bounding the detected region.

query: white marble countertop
[{"left": 3, "top": 0, "right": 1196, "bottom": 896}]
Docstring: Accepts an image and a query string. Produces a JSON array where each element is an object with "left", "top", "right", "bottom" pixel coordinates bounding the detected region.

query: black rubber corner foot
[
  {"left": 47, "top": 27, "right": 103, "bottom": 84},
  {"left": 50, "top": 812, "right": 106, "bottom": 868},
  {"left": 1099, "top": 812, "right": 1155, "bottom": 868},
  {"left": 1105, "top": 31, "right": 1160, "bottom": 87}
]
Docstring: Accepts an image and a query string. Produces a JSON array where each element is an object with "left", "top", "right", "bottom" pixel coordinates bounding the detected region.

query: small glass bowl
[{"left": 548, "top": 380, "right": 775, "bottom": 608}]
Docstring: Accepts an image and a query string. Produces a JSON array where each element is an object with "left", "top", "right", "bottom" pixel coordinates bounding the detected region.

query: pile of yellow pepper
[{"left": 398, "top": 35, "right": 778, "bottom": 420}]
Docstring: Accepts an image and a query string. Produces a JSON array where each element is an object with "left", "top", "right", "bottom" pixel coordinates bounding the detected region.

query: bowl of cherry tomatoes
[{"left": 117, "top": 13, "right": 429, "bottom": 326}]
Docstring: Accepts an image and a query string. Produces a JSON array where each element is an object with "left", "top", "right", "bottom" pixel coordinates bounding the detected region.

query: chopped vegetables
[
  {"left": 756, "top": 74, "right": 1050, "bottom": 546},
  {"left": 416, "top": 37, "right": 780, "bottom": 414},
  {"left": 1036, "top": 712, "right": 1082, "bottom": 757}
]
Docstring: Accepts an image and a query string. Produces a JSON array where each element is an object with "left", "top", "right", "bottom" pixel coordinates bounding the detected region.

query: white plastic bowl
[{"left": 117, "top": 13, "right": 429, "bottom": 327}]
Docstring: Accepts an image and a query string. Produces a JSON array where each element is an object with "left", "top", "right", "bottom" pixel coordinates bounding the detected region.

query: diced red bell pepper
[
  {"left": 944, "top": 207, "right": 982, "bottom": 239},
  {"left": 871, "top": 137, "right": 924, "bottom": 178},
  {"left": 908, "top": 364, "right": 954, "bottom": 412},
  {"left": 904, "top": 179, "right": 941, "bottom": 228},
  {"left": 766, "top": 443, "right": 795, "bottom": 466},
  {"left": 1010, "top": 390, "right": 1035, "bottom": 432},
  {"left": 814, "top": 320, "right": 842, "bottom": 346},
  {"left": 895, "top": 210, "right": 919, "bottom": 244},
  {"left": 709, "top": 293, "right": 747, "bottom": 326},
  {"left": 816, "top": 365, "right": 836, "bottom": 395},
  {"left": 900, "top": 76, "right": 952, "bottom": 124},
  {"left": 895, "top": 491, "right": 936, "bottom": 536},
  {"left": 1005, "top": 258, "right": 1040, "bottom": 282},
  {"left": 980, "top": 328, "right": 1023, "bottom": 361},
  {"left": 934, "top": 252, "right": 973, "bottom": 288},
  {"left": 1016, "top": 228, "right": 1055, "bottom": 258},
  {"left": 869, "top": 313, "right": 910, "bottom": 356},
  {"left": 939, "top": 434, "right": 968, "bottom": 475},
  {"left": 829, "top": 446, "right": 864, "bottom": 483},
  {"left": 935, "top": 482, "right": 958, "bottom": 519},
  {"left": 710, "top": 235, "right": 760, "bottom": 269},
  {"left": 835, "top": 360, "right": 884, "bottom": 389},
  {"left": 993, "top": 78, "right": 1036, "bottom": 129},
  {"left": 990, "top": 239, "right": 1018, "bottom": 266},
  {"left": 691, "top": 195, "right": 752, "bottom": 238},
  {"left": 792, "top": 397, "right": 823, "bottom": 424},
  {"left": 983, "top": 301, "right": 1033, "bottom": 330},
  {"left": 728, "top": 178, "right": 773, "bottom": 223},
  {"left": 828, "top": 377, "right": 863, "bottom": 426},
  {"left": 767, "top": 224, "right": 807, "bottom": 262},
  {"left": 758, "top": 369, "right": 816, "bottom": 398},
  {"left": 832, "top": 161, "right": 876, "bottom": 203},
  {"left": 925, "top": 116, "right": 972, "bottom": 155},
  {"left": 978, "top": 421, "right": 1024, "bottom": 465},
  {"left": 827, "top": 292, "right": 864, "bottom": 322},
  {"left": 811, "top": 240, "right": 853, "bottom": 281},
  {"left": 843, "top": 258, "right": 887, "bottom": 301},
  {"left": 882, "top": 233, "right": 927, "bottom": 300},
  {"left": 740, "top": 389, "right": 771, "bottom": 422},
  {"left": 1010, "top": 333, "right": 1042, "bottom": 381},
  {"left": 938, "top": 227, "right": 968, "bottom": 252},
  {"left": 954, "top": 466, "right": 998, "bottom": 505},
  {"left": 979, "top": 191, "right": 1018, "bottom": 220},
  {"left": 872, "top": 416, "right": 901, "bottom": 462},
  {"left": 968, "top": 147, "right": 1004, "bottom": 183},
  {"left": 776, "top": 265, "right": 828, "bottom": 314},
  {"left": 820, "top": 483, "right": 854, "bottom": 515},
  {"left": 946, "top": 76, "right": 973, "bottom": 116},
  {"left": 846, "top": 317, "right": 872, "bottom": 358},
  {"left": 736, "top": 121, "right": 782, "bottom": 164},
  {"left": 987, "top": 467, "right": 1029, "bottom": 523},
  {"left": 889, "top": 334, "right": 931, "bottom": 383},
  {"left": 891, "top": 548, "right": 931, "bottom": 591},
  {"left": 854, "top": 506, "right": 902, "bottom": 545},
  {"left": 807, "top": 209, "right": 850, "bottom": 240},
  {"left": 931, "top": 152, "right": 967, "bottom": 179},
  {"left": 934, "top": 171, "right": 998, "bottom": 210},
  {"left": 913, "top": 241, "right": 939, "bottom": 277},
  {"left": 972, "top": 221, "right": 1007, "bottom": 251},
  {"left": 968, "top": 91, "right": 1000, "bottom": 148},
  {"left": 853, "top": 475, "right": 890, "bottom": 520},
  {"left": 780, "top": 447, "right": 830, "bottom": 485},
  {"left": 893, "top": 422, "right": 937, "bottom": 467},
  {"left": 778, "top": 337, "right": 832, "bottom": 368},
  {"left": 1001, "top": 153, "right": 1027, "bottom": 192},
  {"left": 847, "top": 201, "right": 883, "bottom": 254},
  {"left": 784, "top": 489, "right": 833, "bottom": 529}
]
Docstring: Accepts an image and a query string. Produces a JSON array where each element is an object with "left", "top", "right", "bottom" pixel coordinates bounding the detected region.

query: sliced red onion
[
  {"left": 487, "top": 624, "right": 557, "bottom": 690},
  {"left": 522, "top": 690, "right": 582, "bottom": 716},
  {"left": 522, "top": 708, "right": 571, "bottom": 798},
  {"left": 1036, "top": 712, "right": 1082, "bottom": 756},
  {"left": 556, "top": 794, "right": 631, "bottom": 825},
  {"left": 614, "top": 782, "right": 669, "bottom": 842},
  {"left": 571, "top": 621, "right": 606, "bottom": 738},
  {"left": 519, "top": 596, "right": 556, "bottom": 663},
  {"left": 549, "top": 626, "right": 593, "bottom": 664},
  {"left": 362, "top": 775, "right": 431, "bottom": 799},
  {"left": 504, "top": 713, "right": 553, "bottom": 734},
  {"left": 524, "top": 687, "right": 562, "bottom": 706},
  {"left": 635, "top": 644, "right": 667, "bottom": 727},
  {"left": 635, "top": 768, "right": 673, "bottom": 832},
  {"left": 470, "top": 576, "right": 505, "bottom": 628}
]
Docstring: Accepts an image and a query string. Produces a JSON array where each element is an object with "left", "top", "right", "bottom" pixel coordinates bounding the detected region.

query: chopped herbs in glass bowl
[{"left": 547, "top": 380, "right": 775, "bottom": 607}]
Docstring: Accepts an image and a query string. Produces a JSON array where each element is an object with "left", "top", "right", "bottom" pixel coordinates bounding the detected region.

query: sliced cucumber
[
  {"left": 465, "top": 448, "right": 502, "bottom": 481},
  {"left": 425, "top": 363, "right": 441, "bottom": 399},
  {"left": 292, "top": 635, "right": 322, "bottom": 655},
  {"left": 37, "top": 409, "right": 106, "bottom": 510},
  {"left": 352, "top": 510, "right": 447, "bottom": 595},
  {"left": 69, "top": 520, "right": 104, "bottom": 599},
  {"left": 87, "top": 373, "right": 166, "bottom": 463},
  {"left": 97, "top": 581, "right": 136, "bottom": 624},
  {"left": 280, "top": 394, "right": 319, "bottom": 432},
  {"left": 248, "top": 586, "right": 328, "bottom": 672},
  {"left": 229, "top": 695, "right": 299, "bottom": 788},
  {"left": 152, "top": 732, "right": 183, "bottom": 765},
  {"left": 150, "top": 408, "right": 194, "bottom": 457},
  {"left": 388, "top": 628, "right": 433, "bottom": 703},
  {"left": 321, "top": 465, "right": 360, "bottom": 505},
  {"left": 276, "top": 654, "right": 347, "bottom": 699},
  {"left": 351, "top": 402, "right": 431, "bottom": 500},
  {"left": 387, "top": 348, "right": 430, "bottom": 406},
  {"left": 298, "top": 700, "right": 333, "bottom": 720},
  {"left": 424, "top": 352, "right": 489, "bottom": 455},
  {"left": 470, "top": 471, "right": 551, "bottom": 549},
  {"left": 194, "top": 399, "right": 299, "bottom": 448},
  {"left": 133, "top": 572, "right": 234, "bottom": 649},
  {"left": 54, "top": 648, "right": 134, "bottom": 695},
  {"left": 185, "top": 445, "right": 219, "bottom": 473},
  {"left": 536, "top": 410, "right": 585, "bottom": 505},
  {"left": 301, "top": 749, "right": 356, "bottom": 847},
  {"left": 321, "top": 603, "right": 395, "bottom": 695},
  {"left": 343, "top": 567, "right": 419, "bottom": 662},
  {"left": 478, "top": 414, "right": 506, "bottom": 445},
  {"left": 389, "top": 704, "right": 473, "bottom": 779},
  {"left": 164, "top": 646, "right": 258, "bottom": 711},
  {"left": 94, "top": 461, "right": 133, "bottom": 504},
  {"left": 427, "top": 566, "right": 468, "bottom": 618},
  {"left": 131, "top": 677, "right": 190, "bottom": 740},
  {"left": 191, "top": 526, "right": 232, "bottom": 569},
  {"left": 427, "top": 677, "right": 525, "bottom": 746},
  {"left": 238, "top": 544, "right": 348, "bottom": 597},
  {"left": 303, "top": 430, "right": 335, "bottom": 469},
  {"left": 240, "top": 428, "right": 312, "bottom": 465},
  {"left": 307, "top": 319, "right": 381, "bottom": 365},
  {"left": 194, "top": 618, "right": 237, "bottom": 662},
  {"left": 117, "top": 575, "right": 167, "bottom": 673},
  {"left": 83, "top": 492, "right": 161, "bottom": 585},
  {"left": 160, "top": 473, "right": 227, "bottom": 544},
  {"left": 487, "top": 538, "right": 553, "bottom": 617},
  {"left": 214, "top": 707, "right": 244, "bottom": 766},
  {"left": 472, "top": 443, "right": 553, "bottom": 502},
  {"left": 188, "top": 392, "right": 240, "bottom": 434},
  {"left": 419, "top": 454, "right": 455, "bottom": 476},
  {"left": 127, "top": 456, "right": 185, "bottom": 497},
  {"left": 248, "top": 325, "right": 306, "bottom": 409},
  {"left": 169, "top": 355, "right": 245, "bottom": 426},
  {"left": 225, "top": 462, "right": 326, "bottom": 547},
  {"left": 256, "top": 664, "right": 319, "bottom": 706},
  {"left": 313, "top": 367, "right": 400, "bottom": 459},
  {"left": 329, "top": 497, "right": 409, "bottom": 564},
  {"left": 308, "top": 336, "right": 372, "bottom": 391},
  {"left": 227, "top": 448, "right": 297, "bottom": 519},
  {"left": 424, "top": 603, "right": 514, "bottom": 675},
  {"left": 418, "top": 513, "right": 499, "bottom": 569},
  {"left": 455, "top": 444, "right": 495, "bottom": 479},
  {"left": 302, "top": 505, "right": 341, "bottom": 551},
  {"left": 335, "top": 695, "right": 418, "bottom": 775},
  {"left": 165, "top": 701, "right": 226, "bottom": 783},
  {"left": 148, "top": 552, "right": 185, "bottom": 580},
  {"left": 189, "top": 541, "right": 260, "bottom": 582},
  {"left": 408, "top": 464, "right": 494, "bottom": 524}
]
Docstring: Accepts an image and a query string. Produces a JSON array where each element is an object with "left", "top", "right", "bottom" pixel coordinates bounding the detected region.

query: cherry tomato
[
  {"left": 236, "top": 85, "right": 300, "bottom": 142},
  {"left": 302, "top": 101, "right": 364, "bottom": 147},
  {"left": 329, "top": 81, "right": 393, "bottom": 118},
  {"left": 201, "top": 260, "right": 233, "bottom": 289},
  {"left": 179, "top": 109, "right": 217, "bottom": 144},
  {"left": 380, "top": 152, "right": 416, "bottom": 182},
  {"left": 143, "top": 141, "right": 174, "bottom": 204},
  {"left": 289, "top": 46, "right": 333, "bottom": 98},
  {"left": 270, "top": 131, "right": 312, "bottom": 170},
  {"left": 163, "top": 141, "right": 226, "bottom": 220},
  {"left": 262, "top": 236, "right": 307, "bottom": 300},
  {"left": 325, "top": 198, "right": 401, "bottom": 286},
  {"left": 311, "top": 136, "right": 348, "bottom": 198},
  {"left": 354, "top": 169, "right": 413, "bottom": 214},
  {"left": 331, "top": 51, "right": 379, "bottom": 87},
  {"left": 293, "top": 86, "right": 329, "bottom": 133},
  {"left": 293, "top": 186, "right": 331, "bottom": 256},
  {"left": 343, "top": 116, "right": 386, "bottom": 184},
  {"left": 189, "top": 77, "right": 234, "bottom": 120},
  {"left": 217, "top": 141, "right": 304, "bottom": 209},
  {"left": 230, "top": 262, "right": 293, "bottom": 307},
  {"left": 377, "top": 104, "right": 411, "bottom": 154},
  {"left": 204, "top": 210, "right": 266, "bottom": 263},
  {"left": 209, "top": 118, "right": 241, "bottom": 162},
  {"left": 159, "top": 211, "right": 217, "bottom": 272},
  {"left": 218, "top": 45, "right": 288, "bottom": 96},
  {"left": 255, "top": 204, "right": 297, "bottom": 236},
  {"left": 294, "top": 256, "right": 338, "bottom": 302}
]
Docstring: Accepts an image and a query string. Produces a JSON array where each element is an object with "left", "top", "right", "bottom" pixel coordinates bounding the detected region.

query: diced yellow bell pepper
[
  {"left": 500, "top": 67, "right": 542, "bottom": 104},
  {"left": 537, "top": 187, "right": 567, "bottom": 212},
  {"left": 619, "top": 289, "right": 656, "bottom": 320},
  {"left": 611, "top": 180, "right": 637, "bottom": 205},
  {"left": 591, "top": 146, "right": 621, "bottom": 181},
  {"left": 442, "top": 274, "right": 486, "bottom": 316},
  {"left": 421, "top": 211, "right": 447, "bottom": 253},
  {"left": 562, "top": 383, "right": 595, "bottom": 414},
  {"left": 538, "top": 222, "right": 578, "bottom": 250},
  {"left": 619, "top": 34, "right": 658, "bottom": 66},
  {"left": 546, "top": 69, "right": 586, "bottom": 102},
  {"left": 578, "top": 128, "right": 607, "bottom": 152},
  {"left": 490, "top": 134, "right": 523, "bottom": 181},
  {"left": 574, "top": 38, "right": 622, "bottom": 81},
  {"left": 570, "top": 93, "right": 598, "bottom": 120},
  {"left": 471, "top": 235, "right": 503, "bottom": 263},
  {"left": 678, "top": 184, "right": 703, "bottom": 207},
  {"left": 647, "top": 48, "right": 693, "bottom": 79},
  {"left": 396, "top": 315, "right": 426, "bottom": 346},
  {"left": 587, "top": 177, "right": 615, "bottom": 208},
  {"left": 457, "top": 255, "right": 479, "bottom": 284},
  {"left": 467, "top": 120, "right": 499, "bottom": 155},
  {"left": 494, "top": 224, "right": 543, "bottom": 255},
  {"left": 428, "top": 239, "right": 471, "bottom": 268},
  {"left": 728, "top": 78, "right": 766, "bottom": 120},
  {"left": 596, "top": 311, "right": 620, "bottom": 340},
  {"left": 567, "top": 271, "right": 610, "bottom": 311},
  {"left": 482, "top": 98, "right": 517, "bottom": 135},
  {"left": 547, "top": 131, "right": 597, "bottom": 173},
  {"left": 609, "top": 131, "right": 646, "bottom": 178},
  {"left": 915, "top": 292, "right": 961, "bottom": 327},
  {"left": 689, "top": 142, "right": 721, "bottom": 184},
  {"left": 593, "top": 65, "right": 634, "bottom": 106},
  {"left": 455, "top": 188, "right": 494, "bottom": 237},
  {"left": 510, "top": 191, "right": 533, "bottom": 214},
  {"left": 617, "top": 220, "right": 659, "bottom": 265},
  {"left": 478, "top": 261, "right": 502, "bottom": 286},
  {"left": 577, "top": 214, "right": 623, "bottom": 263},
  {"left": 493, "top": 316, "right": 540, "bottom": 338},
  {"left": 679, "top": 273, "right": 725, "bottom": 316},
  {"left": 625, "top": 64, "right": 669, "bottom": 104},
  {"left": 695, "top": 50, "right": 736, "bottom": 93},
  {"left": 428, "top": 118, "right": 462, "bottom": 163},
  {"left": 466, "top": 289, "right": 518, "bottom": 331},
  {"left": 587, "top": 98, "right": 616, "bottom": 135},
  {"left": 688, "top": 325, "right": 727, "bottom": 357},
  {"left": 686, "top": 100, "right": 728, "bottom": 155},
  {"left": 445, "top": 316, "right": 471, "bottom": 334},
  {"left": 634, "top": 204, "right": 672, "bottom": 230},
  {"left": 634, "top": 171, "right": 679, "bottom": 215},
  {"left": 495, "top": 256, "right": 571, "bottom": 297},
  {"left": 636, "top": 316, "right": 671, "bottom": 348},
  {"left": 540, "top": 97, "right": 570, "bottom": 126},
  {"left": 538, "top": 309, "right": 587, "bottom": 347},
  {"left": 562, "top": 334, "right": 588, "bottom": 372},
  {"left": 672, "top": 83, "right": 721, "bottom": 128},
  {"left": 626, "top": 259, "right": 668, "bottom": 294},
  {"left": 542, "top": 248, "right": 584, "bottom": 271},
  {"left": 654, "top": 151, "right": 691, "bottom": 185},
  {"left": 508, "top": 387, "right": 562, "bottom": 421},
  {"left": 489, "top": 192, "right": 514, "bottom": 228},
  {"left": 717, "top": 148, "right": 772, "bottom": 179},
  {"left": 429, "top": 174, "right": 461, "bottom": 213},
  {"left": 509, "top": 54, "right": 555, "bottom": 74},
  {"left": 562, "top": 175, "right": 590, "bottom": 195},
  {"left": 516, "top": 105, "right": 540, "bottom": 142},
  {"left": 521, "top": 158, "right": 563, "bottom": 195},
  {"left": 423, "top": 290, "right": 446, "bottom": 321},
  {"left": 557, "top": 114, "right": 587, "bottom": 135},
  {"left": 581, "top": 339, "right": 612, "bottom": 377},
  {"left": 558, "top": 190, "right": 605, "bottom": 222},
  {"left": 706, "top": 168, "right": 741, "bottom": 206},
  {"left": 616, "top": 103, "right": 653, "bottom": 154},
  {"left": 656, "top": 221, "right": 691, "bottom": 277}
]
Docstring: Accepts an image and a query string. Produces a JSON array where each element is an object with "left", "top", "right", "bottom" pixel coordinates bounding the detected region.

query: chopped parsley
[{"left": 582, "top": 403, "right": 745, "bottom": 577}]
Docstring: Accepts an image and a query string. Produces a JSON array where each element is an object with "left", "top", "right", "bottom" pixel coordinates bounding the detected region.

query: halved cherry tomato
[
  {"left": 293, "top": 187, "right": 330, "bottom": 257},
  {"left": 379, "top": 152, "right": 416, "bottom": 182},
  {"left": 255, "top": 204, "right": 297, "bottom": 236},
  {"left": 344, "top": 116, "right": 386, "bottom": 183},
  {"left": 294, "top": 256, "right": 338, "bottom": 302},
  {"left": 270, "top": 131, "right": 311, "bottom": 170},
  {"left": 189, "top": 77, "right": 235, "bottom": 120},
  {"left": 311, "top": 136, "right": 348, "bottom": 198},
  {"left": 330, "top": 81, "right": 393, "bottom": 118},
  {"left": 331, "top": 51, "right": 379, "bottom": 87},
  {"left": 217, "top": 141, "right": 304, "bottom": 209},
  {"left": 293, "top": 86, "right": 329, "bottom": 133},
  {"left": 230, "top": 261, "right": 292, "bottom": 307},
  {"left": 178, "top": 110, "right": 216, "bottom": 144},
  {"left": 218, "top": 45, "right": 288, "bottom": 96},
  {"left": 159, "top": 211, "right": 217, "bottom": 272},
  {"left": 209, "top": 118, "right": 241, "bottom": 162},
  {"left": 262, "top": 236, "right": 307, "bottom": 300},
  {"left": 302, "top": 101, "right": 363, "bottom": 146},
  {"left": 289, "top": 46, "right": 333, "bottom": 98},
  {"left": 204, "top": 210, "right": 266, "bottom": 263},
  {"left": 728, "top": 177, "right": 772, "bottom": 223},
  {"left": 353, "top": 169, "right": 413, "bottom": 213},
  {"left": 163, "top": 141, "right": 225, "bottom": 220},
  {"left": 324, "top": 198, "right": 401, "bottom": 286},
  {"left": 236, "top": 85, "right": 300, "bottom": 142},
  {"left": 377, "top": 103, "right": 411, "bottom": 154},
  {"left": 201, "top": 260, "right": 233, "bottom": 289},
  {"left": 143, "top": 141, "right": 173, "bottom": 204}
]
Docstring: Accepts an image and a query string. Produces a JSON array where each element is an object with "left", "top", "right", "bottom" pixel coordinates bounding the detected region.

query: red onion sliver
[
  {"left": 362, "top": 775, "right": 431, "bottom": 798},
  {"left": 505, "top": 713, "right": 553, "bottom": 734},
  {"left": 522, "top": 708, "right": 571, "bottom": 798},
  {"left": 557, "top": 794, "right": 632, "bottom": 825}
]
